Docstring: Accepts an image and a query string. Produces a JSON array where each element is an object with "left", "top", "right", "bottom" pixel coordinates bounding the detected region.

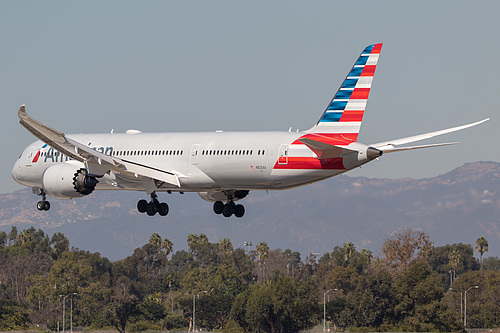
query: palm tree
[
  {"left": 342, "top": 242, "right": 356, "bottom": 263},
  {"left": 162, "top": 238, "right": 174, "bottom": 257},
  {"left": 475, "top": 236, "right": 489, "bottom": 274},
  {"left": 219, "top": 237, "right": 233, "bottom": 255},
  {"left": 187, "top": 233, "right": 197, "bottom": 251},
  {"left": 256, "top": 242, "right": 270, "bottom": 282},
  {"left": 149, "top": 233, "right": 162, "bottom": 249},
  {"left": 360, "top": 248, "right": 373, "bottom": 273},
  {"left": 448, "top": 249, "right": 461, "bottom": 281},
  {"left": 256, "top": 242, "right": 269, "bottom": 261},
  {"left": 187, "top": 233, "right": 209, "bottom": 252},
  {"left": 198, "top": 233, "right": 209, "bottom": 244}
]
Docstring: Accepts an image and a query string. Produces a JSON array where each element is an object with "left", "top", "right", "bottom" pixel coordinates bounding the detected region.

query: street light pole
[
  {"left": 60, "top": 293, "right": 77, "bottom": 333},
  {"left": 61, "top": 295, "right": 65, "bottom": 333},
  {"left": 323, "top": 289, "right": 338, "bottom": 332},
  {"left": 464, "top": 285, "right": 479, "bottom": 327},
  {"left": 449, "top": 288, "right": 463, "bottom": 323},
  {"left": 70, "top": 297, "right": 74, "bottom": 333},
  {"left": 193, "top": 294, "right": 196, "bottom": 333}
]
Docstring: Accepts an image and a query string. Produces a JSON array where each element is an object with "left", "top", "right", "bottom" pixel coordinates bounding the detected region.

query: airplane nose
[{"left": 11, "top": 160, "right": 22, "bottom": 184}]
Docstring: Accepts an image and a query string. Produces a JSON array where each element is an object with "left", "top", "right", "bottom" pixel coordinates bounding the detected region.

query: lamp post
[
  {"left": 193, "top": 294, "right": 196, "bottom": 333},
  {"left": 59, "top": 293, "right": 77, "bottom": 333},
  {"left": 193, "top": 291, "right": 208, "bottom": 332},
  {"left": 70, "top": 297, "right": 74, "bottom": 333},
  {"left": 323, "top": 289, "right": 338, "bottom": 332},
  {"left": 243, "top": 241, "right": 252, "bottom": 253},
  {"left": 464, "top": 285, "right": 479, "bottom": 327},
  {"left": 449, "top": 288, "right": 463, "bottom": 322}
]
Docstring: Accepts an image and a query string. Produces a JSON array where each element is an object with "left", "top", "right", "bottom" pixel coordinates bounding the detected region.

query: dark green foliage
[
  {"left": 0, "top": 226, "right": 499, "bottom": 332},
  {"left": 231, "top": 276, "right": 319, "bottom": 333},
  {"left": 483, "top": 256, "right": 500, "bottom": 271},
  {"left": 0, "top": 299, "right": 29, "bottom": 330},
  {"left": 104, "top": 294, "right": 138, "bottom": 333},
  {"left": 428, "top": 243, "right": 479, "bottom": 287}
]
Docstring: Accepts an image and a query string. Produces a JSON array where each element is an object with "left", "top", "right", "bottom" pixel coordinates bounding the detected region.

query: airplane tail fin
[{"left": 307, "top": 43, "right": 382, "bottom": 140}]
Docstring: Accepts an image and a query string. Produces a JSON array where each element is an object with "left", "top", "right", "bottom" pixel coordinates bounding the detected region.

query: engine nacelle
[
  {"left": 198, "top": 190, "right": 249, "bottom": 202},
  {"left": 42, "top": 164, "right": 99, "bottom": 199}
]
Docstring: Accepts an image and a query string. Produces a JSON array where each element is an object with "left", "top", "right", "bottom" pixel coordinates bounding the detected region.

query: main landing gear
[
  {"left": 213, "top": 199, "right": 245, "bottom": 218},
  {"left": 137, "top": 192, "right": 169, "bottom": 216},
  {"left": 36, "top": 189, "right": 50, "bottom": 211}
]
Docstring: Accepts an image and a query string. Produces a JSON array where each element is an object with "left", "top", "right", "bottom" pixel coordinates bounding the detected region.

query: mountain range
[{"left": 1, "top": 161, "right": 499, "bottom": 261}]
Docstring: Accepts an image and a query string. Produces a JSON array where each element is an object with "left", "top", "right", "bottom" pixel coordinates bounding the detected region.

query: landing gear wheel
[
  {"left": 158, "top": 202, "right": 169, "bottom": 216},
  {"left": 234, "top": 204, "right": 245, "bottom": 218},
  {"left": 146, "top": 202, "right": 158, "bottom": 216},
  {"left": 213, "top": 201, "right": 224, "bottom": 214},
  {"left": 222, "top": 203, "right": 234, "bottom": 217},
  {"left": 37, "top": 201, "right": 50, "bottom": 211},
  {"left": 137, "top": 199, "right": 148, "bottom": 213}
]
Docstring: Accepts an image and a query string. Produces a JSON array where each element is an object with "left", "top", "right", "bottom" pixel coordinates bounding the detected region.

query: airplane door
[
  {"left": 190, "top": 144, "right": 200, "bottom": 165},
  {"left": 278, "top": 144, "right": 289, "bottom": 165},
  {"left": 25, "top": 146, "right": 36, "bottom": 166}
]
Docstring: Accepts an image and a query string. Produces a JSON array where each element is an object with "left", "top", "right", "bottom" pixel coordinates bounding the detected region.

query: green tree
[
  {"left": 340, "top": 270, "right": 394, "bottom": 328},
  {"left": 162, "top": 237, "right": 174, "bottom": 257},
  {"left": 149, "top": 233, "right": 162, "bottom": 248},
  {"left": 475, "top": 236, "right": 488, "bottom": 274},
  {"left": 232, "top": 276, "right": 318, "bottom": 333},
  {"left": 255, "top": 242, "right": 270, "bottom": 282},
  {"left": 219, "top": 238, "right": 233, "bottom": 256},
  {"left": 342, "top": 242, "right": 356, "bottom": 262},
  {"left": 448, "top": 249, "right": 461, "bottom": 281},
  {"left": 7, "top": 226, "right": 18, "bottom": 246},
  {"left": 482, "top": 256, "right": 500, "bottom": 271},
  {"left": 105, "top": 294, "right": 139, "bottom": 333},
  {"left": 0, "top": 231, "right": 7, "bottom": 248},
  {"left": 394, "top": 261, "right": 459, "bottom": 331},
  {"left": 50, "top": 232, "right": 69, "bottom": 259},
  {"left": 0, "top": 299, "right": 29, "bottom": 330}
]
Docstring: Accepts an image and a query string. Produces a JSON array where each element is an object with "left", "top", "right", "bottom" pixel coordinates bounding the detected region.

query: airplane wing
[
  {"left": 18, "top": 105, "right": 180, "bottom": 187},
  {"left": 371, "top": 118, "right": 489, "bottom": 153}
]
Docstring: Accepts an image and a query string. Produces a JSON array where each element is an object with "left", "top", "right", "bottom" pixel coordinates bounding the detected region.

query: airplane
[{"left": 12, "top": 43, "right": 488, "bottom": 218}]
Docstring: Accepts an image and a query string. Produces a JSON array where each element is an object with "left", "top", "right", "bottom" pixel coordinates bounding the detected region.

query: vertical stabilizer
[{"left": 308, "top": 43, "right": 382, "bottom": 140}]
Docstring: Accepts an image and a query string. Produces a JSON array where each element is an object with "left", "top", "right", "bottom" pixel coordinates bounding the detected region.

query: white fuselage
[{"left": 12, "top": 130, "right": 371, "bottom": 197}]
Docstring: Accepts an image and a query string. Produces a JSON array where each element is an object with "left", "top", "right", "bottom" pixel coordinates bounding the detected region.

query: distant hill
[{"left": 1, "top": 161, "right": 499, "bottom": 261}]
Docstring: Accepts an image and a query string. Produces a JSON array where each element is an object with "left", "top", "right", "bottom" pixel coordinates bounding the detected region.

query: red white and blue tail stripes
[{"left": 312, "top": 43, "right": 382, "bottom": 138}]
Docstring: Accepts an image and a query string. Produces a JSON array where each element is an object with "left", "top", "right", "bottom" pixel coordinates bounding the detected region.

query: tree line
[{"left": 0, "top": 226, "right": 499, "bottom": 332}]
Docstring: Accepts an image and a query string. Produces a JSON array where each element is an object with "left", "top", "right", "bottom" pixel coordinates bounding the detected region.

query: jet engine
[
  {"left": 198, "top": 190, "right": 249, "bottom": 202},
  {"left": 42, "top": 164, "right": 99, "bottom": 199}
]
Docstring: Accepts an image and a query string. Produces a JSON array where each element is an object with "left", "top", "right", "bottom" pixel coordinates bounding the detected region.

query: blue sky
[{"left": 1, "top": 1, "right": 498, "bottom": 193}]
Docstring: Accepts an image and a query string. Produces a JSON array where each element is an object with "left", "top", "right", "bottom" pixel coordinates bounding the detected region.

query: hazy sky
[{"left": 1, "top": 1, "right": 498, "bottom": 194}]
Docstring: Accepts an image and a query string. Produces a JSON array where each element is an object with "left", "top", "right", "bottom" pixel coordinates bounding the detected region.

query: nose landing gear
[{"left": 137, "top": 192, "right": 169, "bottom": 216}]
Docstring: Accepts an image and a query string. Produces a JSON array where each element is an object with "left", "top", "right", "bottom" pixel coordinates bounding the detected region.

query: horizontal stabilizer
[
  {"left": 298, "top": 137, "right": 357, "bottom": 159},
  {"left": 372, "top": 118, "right": 489, "bottom": 152}
]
